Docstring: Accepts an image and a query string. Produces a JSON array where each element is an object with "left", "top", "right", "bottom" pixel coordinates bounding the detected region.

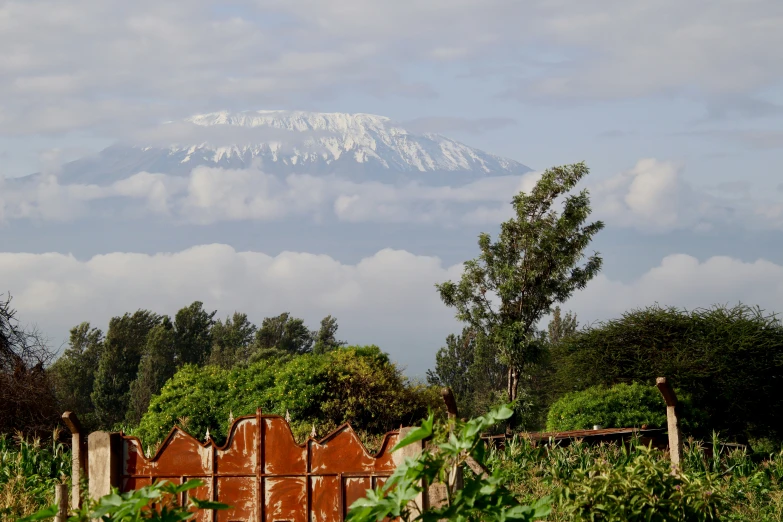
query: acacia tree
[{"left": 436, "top": 162, "right": 604, "bottom": 406}]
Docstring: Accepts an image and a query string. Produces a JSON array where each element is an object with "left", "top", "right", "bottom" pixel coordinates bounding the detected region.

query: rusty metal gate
[{"left": 119, "top": 410, "right": 400, "bottom": 522}]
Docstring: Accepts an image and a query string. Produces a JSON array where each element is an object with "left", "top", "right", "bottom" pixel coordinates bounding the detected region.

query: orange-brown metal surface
[{"left": 120, "top": 410, "right": 400, "bottom": 522}]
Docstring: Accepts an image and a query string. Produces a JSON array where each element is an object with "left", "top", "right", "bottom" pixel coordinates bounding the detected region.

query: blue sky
[{"left": 1, "top": 0, "right": 782, "bottom": 374}]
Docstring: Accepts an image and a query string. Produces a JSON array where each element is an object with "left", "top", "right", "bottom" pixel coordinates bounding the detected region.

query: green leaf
[{"left": 392, "top": 414, "right": 433, "bottom": 452}]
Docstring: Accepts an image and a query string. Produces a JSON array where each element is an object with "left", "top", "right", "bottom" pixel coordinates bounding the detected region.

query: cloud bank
[
  {"left": 3, "top": 244, "right": 782, "bottom": 374},
  {"left": 2, "top": 159, "right": 782, "bottom": 232}
]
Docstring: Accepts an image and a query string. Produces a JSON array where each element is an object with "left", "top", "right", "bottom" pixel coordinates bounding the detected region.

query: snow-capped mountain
[{"left": 24, "top": 110, "right": 531, "bottom": 185}]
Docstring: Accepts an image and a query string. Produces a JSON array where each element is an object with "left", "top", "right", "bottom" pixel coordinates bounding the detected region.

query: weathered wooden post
[
  {"left": 54, "top": 483, "right": 68, "bottom": 522},
  {"left": 62, "top": 412, "right": 86, "bottom": 508},
  {"left": 88, "top": 432, "right": 122, "bottom": 501},
  {"left": 393, "top": 426, "right": 428, "bottom": 513},
  {"left": 656, "top": 377, "right": 683, "bottom": 469}
]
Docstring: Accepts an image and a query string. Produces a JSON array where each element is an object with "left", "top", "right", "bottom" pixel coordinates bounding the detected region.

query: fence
[
  {"left": 65, "top": 410, "right": 430, "bottom": 522},
  {"left": 56, "top": 380, "right": 682, "bottom": 520}
]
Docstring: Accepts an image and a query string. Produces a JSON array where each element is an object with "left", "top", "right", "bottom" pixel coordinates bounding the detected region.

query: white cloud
[
  {"left": 0, "top": 167, "right": 544, "bottom": 226},
  {"left": 3, "top": 245, "right": 782, "bottom": 374},
  {"left": 588, "top": 158, "right": 783, "bottom": 233},
  {"left": 565, "top": 254, "right": 783, "bottom": 325},
  {"left": 2, "top": 160, "right": 783, "bottom": 232},
  {"left": 0, "top": 0, "right": 781, "bottom": 135}
]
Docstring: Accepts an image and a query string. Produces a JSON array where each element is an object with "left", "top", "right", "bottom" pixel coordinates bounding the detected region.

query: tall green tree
[
  {"left": 427, "top": 328, "right": 510, "bottom": 420},
  {"left": 126, "top": 317, "right": 177, "bottom": 425},
  {"left": 208, "top": 312, "right": 257, "bottom": 368},
  {"left": 436, "top": 163, "right": 604, "bottom": 406},
  {"left": 91, "top": 310, "right": 161, "bottom": 429},
  {"left": 49, "top": 322, "right": 104, "bottom": 429},
  {"left": 427, "top": 328, "right": 477, "bottom": 408},
  {"left": 174, "top": 301, "right": 216, "bottom": 366},
  {"left": 312, "top": 315, "right": 346, "bottom": 354},
  {"left": 547, "top": 306, "right": 579, "bottom": 345},
  {"left": 255, "top": 312, "right": 314, "bottom": 354}
]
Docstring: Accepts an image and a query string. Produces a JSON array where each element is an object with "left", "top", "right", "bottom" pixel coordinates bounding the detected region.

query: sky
[{"left": 1, "top": 0, "right": 782, "bottom": 375}]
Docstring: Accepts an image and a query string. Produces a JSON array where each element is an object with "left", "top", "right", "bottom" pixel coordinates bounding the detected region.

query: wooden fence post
[
  {"left": 62, "top": 412, "right": 86, "bottom": 509},
  {"left": 54, "top": 483, "right": 68, "bottom": 522},
  {"left": 88, "top": 432, "right": 122, "bottom": 501},
  {"left": 656, "top": 377, "right": 683, "bottom": 470},
  {"left": 393, "top": 427, "right": 428, "bottom": 513}
]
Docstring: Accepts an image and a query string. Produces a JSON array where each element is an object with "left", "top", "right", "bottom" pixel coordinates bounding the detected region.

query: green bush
[
  {"left": 134, "top": 346, "right": 441, "bottom": 449},
  {"left": 548, "top": 304, "right": 783, "bottom": 441},
  {"left": 546, "top": 383, "right": 667, "bottom": 432}
]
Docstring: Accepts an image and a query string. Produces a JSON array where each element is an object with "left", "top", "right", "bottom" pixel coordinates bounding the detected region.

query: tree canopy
[
  {"left": 436, "top": 162, "right": 604, "bottom": 410},
  {"left": 134, "top": 345, "right": 442, "bottom": 449}
]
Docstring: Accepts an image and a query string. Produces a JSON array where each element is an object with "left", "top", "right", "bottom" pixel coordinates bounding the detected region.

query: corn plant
[{"left": 0, "top": 430, "right": 70, "bottom": 520}]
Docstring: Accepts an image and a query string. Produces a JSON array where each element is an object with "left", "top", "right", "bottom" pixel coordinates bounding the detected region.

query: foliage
[
  {"left": 207, "top": 312, "right": 257, "bottom": 368},
  {"left": 173, "top": 301, "right": 216, "bottom": 367},
  {"left": 487, "top": 432, "right": 783, "bottom": 521},
  {"left": 127, "top": 319, "right": 179, "bottom": 426},
  {"left": 0, "top": 293, "right": 60, "bottom": 436},
  {"left": 427, "top": 328, "right": 479, "bottom": 412},
  {"left": 313, "top": 314, "right": 346, "bottom": 354},
  {"left": 556, "top": 446, "right": 725, "bottom": 521},
  {"left": 134, "top": 346, "right": 441, "bottom": 449},
  {"left": 546, "top": 306, "right": 578, "bottom": 345},
  {"left": 0, "top": 431, "right": 70, "bottom": 520},
  {"left": 320, "top": 346, "right": 440, "bottom": 434},
  {"left": 134, "top": 364, "right": 232, "bottom": 449},
  {"left": 20, "top": 479, "right": 227, "bottom": 522},
  {"left": 549, "top": 303, "right": 783, "bottom": 441},
  {"left": 436, "top": 163, "right": 604, "bottom": 410},
  {"left": 92, "top": 310, "right": 163, "bottom": 428},
  {"left": 546, "top": 383, "right": 667, "bottom": 432},
  {"left": 49, "top": 323, "right": 104, "bottom": 432},
  {"left": 255, "top": 312, "right": 314, "bottom": 354},
  {"left": 347, "top": 404, "right": 551, "bottom": 522}
]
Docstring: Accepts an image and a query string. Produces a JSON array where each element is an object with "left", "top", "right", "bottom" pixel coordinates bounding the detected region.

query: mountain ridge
[{"left": 18, "top": 110, "right": 532, "bottom": 185}]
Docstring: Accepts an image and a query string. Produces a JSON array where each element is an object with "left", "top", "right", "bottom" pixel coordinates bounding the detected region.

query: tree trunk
[{"left": 507, "top": 365, "right": 520, "bottom": 402}]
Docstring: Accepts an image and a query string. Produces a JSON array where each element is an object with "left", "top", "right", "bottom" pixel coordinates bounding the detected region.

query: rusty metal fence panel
[{"left": 119, "top": 410, "right": 400, "bottom": 522}]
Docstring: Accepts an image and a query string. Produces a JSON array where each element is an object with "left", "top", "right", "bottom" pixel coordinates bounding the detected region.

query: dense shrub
[
  {"left": 134, "top": 346, "right": 442, "bottom": 449},
  {"left": 548, "top": 304, "right": 783, "bottom": 441},
  {"left": 546, "top": 383, "right": 667, "bottom": 432}
]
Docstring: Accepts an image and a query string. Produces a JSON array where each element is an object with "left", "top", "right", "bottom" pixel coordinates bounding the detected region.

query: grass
[{"left": 0, "top": 429, "right": 71, "bottom": 521}]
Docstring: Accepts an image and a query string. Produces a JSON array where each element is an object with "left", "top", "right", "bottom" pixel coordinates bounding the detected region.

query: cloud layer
[
  {"left": 2, "top": 159, "right": 782, "bottom": 232},
  {"left": 4, "top": 244, "right": 782, "bottom": 374},
  {"left": 1, "top": 0, "right": 781, "bottom": 135}
]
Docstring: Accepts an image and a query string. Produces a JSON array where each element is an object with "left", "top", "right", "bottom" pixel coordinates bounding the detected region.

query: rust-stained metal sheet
[{"left": 120, "top": 410, "right": 401, "bottom": 522}]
